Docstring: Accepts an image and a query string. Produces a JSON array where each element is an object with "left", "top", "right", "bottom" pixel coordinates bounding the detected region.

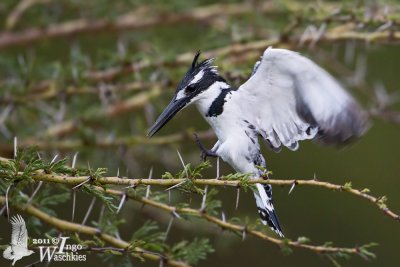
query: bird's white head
[{"left": 148, "top": 51, "right": 228, "bottom": 136}]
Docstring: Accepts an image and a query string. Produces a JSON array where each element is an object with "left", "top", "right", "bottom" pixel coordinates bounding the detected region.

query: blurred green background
[{"left": 0, "top": 0, "right": 400, "bottom": 266}]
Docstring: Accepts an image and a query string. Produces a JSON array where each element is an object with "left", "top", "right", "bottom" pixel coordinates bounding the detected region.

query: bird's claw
[{"left": 193, "top": 133, "right": 218, "bottom": 162}]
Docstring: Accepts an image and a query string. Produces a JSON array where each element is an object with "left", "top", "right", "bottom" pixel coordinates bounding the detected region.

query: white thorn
[
  {"left": 200, "top": 185, "right": 208, "bottom": 211},
  {"left": 82, "top": 197, "right": 96, "bottom": 225},
  {"left": 310, "top": 23, "right": 326, "bottom": 48},
  {"left": 115, "top": 231, "right": 121, "bottom": 240},
  {"left": 122, "top": 184, "right": 136, "bottom": 190},
  {"left": 72, "top": 152, "right": 79, "bottom": 168},
  {"left": 242, "top": 228, "right": 246, "bottom": 241},
  {"left": 72, "top": 190, "right": 76, "bottom": 221},
  {"left": 375, "top": 21, "right": 392, "bottom": 32},
  {"left": 221, "top": 211, "right": 226, "bottom": 222},
  {"left": 235, "top": 187, "right": 240, "bottom": 210},
  {"left": 145, "top": 167, "right": 153, "bottom": 198},
  {"left": 289, "top": 181, "right": 296, "bottom": 195},
  {"left": 98, "top": 204, "right": 105, "bottom": 223},
  {"left": 164, "top": 217, "right": 174, "bottom": 242},
  {"left": 117, "top": 193, "right": 126, "bottom": 214},
  {"left": 72, "top": 177, "right": 91, "bottom": 190},
  {"left": 13, "top": 136, "right": 17, "bottom": 159},
  {"left": 172, "top": 210, "right": 181, "bottom": 219},
  {"left": 36, "top": 152, "right": 42, "bottom": 159},
  {"left": 176, "top": 150, "right": 189, "bottom": 178},
  {"left": 216, "top": 157, "right": 220, "bottom": 179},
  {"left": 50, "top": 154, "right": 59, "bottom": 164},
  {"left": 117, "top": 168, "right": 120, "bottom": 177},
  {"left": 165, "top": 180, "right": 186, "bottom": 191},
  {"left": 5, "top": 185, "right": 11, "bottom": 221},
  {"left": 298, "top": 25, "right": 314, "bottom": 46}
]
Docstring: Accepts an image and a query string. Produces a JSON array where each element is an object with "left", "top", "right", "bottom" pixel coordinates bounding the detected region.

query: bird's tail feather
[
  {"left": 254, "top": 183, "right": 284, "bottom": 237},
  {"left": 3, "top": 246, "right": 14, "bottom": 260}
]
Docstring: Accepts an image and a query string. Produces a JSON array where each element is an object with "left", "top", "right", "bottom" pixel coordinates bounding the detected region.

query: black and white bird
[
  {"left": 3, "top": 215, "right": 34, "bottom": 265},
  {"left": 148, "top": 47, "right": 369, "bottom": 237}
]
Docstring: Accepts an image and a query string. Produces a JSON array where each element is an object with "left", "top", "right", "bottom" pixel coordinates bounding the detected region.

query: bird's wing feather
[
  {"left": 237, "top": 47, "right": 368, "bottom": 151},
  {"left": 3, "top": 246, "right": 14, "bottom": 259},
  {"left": 10, "top": 215, "right": 28, "bottom": 249}
]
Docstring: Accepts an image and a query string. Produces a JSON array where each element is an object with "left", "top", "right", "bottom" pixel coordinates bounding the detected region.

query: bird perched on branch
[{"left": 148, "top": 47, "right": 369, "bottom": 237}]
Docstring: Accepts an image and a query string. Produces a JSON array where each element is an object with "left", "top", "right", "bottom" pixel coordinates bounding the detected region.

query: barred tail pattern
[{"left": 254, "top": 183, "right": 284, "bottom": 237}]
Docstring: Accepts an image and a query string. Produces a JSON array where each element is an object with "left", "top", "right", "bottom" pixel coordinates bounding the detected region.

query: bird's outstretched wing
[
  {"left": 237, "top": 47, "right": 369, "bottom": 151},
  {"left": 10, "top": 215, "right": 29, "bottom": 249}
]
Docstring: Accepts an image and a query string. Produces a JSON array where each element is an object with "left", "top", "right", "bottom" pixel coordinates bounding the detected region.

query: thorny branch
[
  {"left": 0, "top": 154, "right": 381, "bottom": 261},
  {"left": 103, "top": 187, "right": 374, "bottom": 258},
  {"left": 3, "top": 163, "right": 397, "bottom": 223},
  {"left": 0, "top": 196, "right": 189, "bottom": 267}
]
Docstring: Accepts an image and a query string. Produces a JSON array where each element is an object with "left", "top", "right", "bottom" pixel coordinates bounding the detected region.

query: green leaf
[
  {"left": 343, "top": 182, "right": 352, "bottom": 190},
  {"left": 92, "top": 210, "right": 125, "bottom": 236},
  {"left": 205, "top": 188, "right": 222, "bottom": 216},
  {"left": 172, "top": 238, "right": 214, "bottom": 265},
  {"left": 82, "top": 185, "right": 117, "bottom": 212},
  {"left": 131, "top": 221, "right": 167, "bottom": 253}
]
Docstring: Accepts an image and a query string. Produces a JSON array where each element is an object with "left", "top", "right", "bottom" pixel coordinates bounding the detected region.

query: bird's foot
[{"left": 193, "top": 133, "right": 218, "bottom": 161}]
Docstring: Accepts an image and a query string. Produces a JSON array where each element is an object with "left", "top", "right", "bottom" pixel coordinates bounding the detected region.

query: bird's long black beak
[{"left": 147, "top": 97, "right": 188, "bottom": 137}]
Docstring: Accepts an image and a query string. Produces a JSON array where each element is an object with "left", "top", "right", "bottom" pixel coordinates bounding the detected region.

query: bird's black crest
[
  {"left": 192, "top": 51, "right": 201, "bottom": 69},
  {"left": 189, "top": 51, "right": 215, "bottom": 73},
  {"left": 175, "top": 52, "right": 222, "bottom": 94}
]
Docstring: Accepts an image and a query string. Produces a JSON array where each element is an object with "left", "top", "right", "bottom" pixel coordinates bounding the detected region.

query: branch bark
[
  {"left": 0, "top": 196, "right": 189, "bottom": 267},
  {"left": 104, "top": 187, "right": 371, "bottom": 257},
  {"left": 0, "top": 2, "right": 283, "bottom": 50},
  {"left": 22, "top": 171, "right": 399, "bottom": 223}
]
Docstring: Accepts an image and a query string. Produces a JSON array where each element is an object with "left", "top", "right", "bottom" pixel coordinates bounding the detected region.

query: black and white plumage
[
  {"left": 3, "top": 215, "right": 34, "bottom": 265},
  {"left": 148, "top": 47, "right": 369, "bottom": 237}
]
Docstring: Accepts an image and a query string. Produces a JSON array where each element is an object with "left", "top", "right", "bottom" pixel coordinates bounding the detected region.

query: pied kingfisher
[{"left": 148, "top": 47, "right": 369, "bottom": 237}]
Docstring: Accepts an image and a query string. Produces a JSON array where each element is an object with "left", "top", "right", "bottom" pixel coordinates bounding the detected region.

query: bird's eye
[{"left": 185, "top": 84, "right": 196, "bottom": 93}]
